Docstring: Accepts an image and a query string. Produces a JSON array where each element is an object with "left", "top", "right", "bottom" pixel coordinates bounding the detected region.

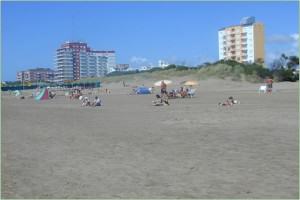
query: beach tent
[
  {"left": 35, "top": 88, "right": 49, "bottom": 100},
  {"left": 136, "top": 87, "right": 151, "bottom": 94}
]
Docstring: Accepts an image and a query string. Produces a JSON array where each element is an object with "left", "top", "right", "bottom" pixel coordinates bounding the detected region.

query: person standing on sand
[
  {"left": 265, "top": 77, "right": 273, "bottom": 93},
  {"left": 161, "top": 80, "right": 167, "bottom": 95}
]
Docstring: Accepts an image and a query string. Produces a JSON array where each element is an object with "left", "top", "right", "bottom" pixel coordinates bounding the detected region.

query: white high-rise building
[{"left": 55, "top": 42, "right": 116, "bottom": 82}]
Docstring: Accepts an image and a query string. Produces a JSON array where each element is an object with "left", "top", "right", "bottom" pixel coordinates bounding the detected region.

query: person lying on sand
[{"left": 218, "top": 96, "right": 240, "bottom": 106}]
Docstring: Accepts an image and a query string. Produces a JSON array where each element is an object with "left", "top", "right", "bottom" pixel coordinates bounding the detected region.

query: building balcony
[
  {"left": 56, "top": 54, "right": 72, "bottom": 58},
  {"left": 55, "top": 56, "right": 73, "bottom": 60},
  {"left": 56, "top": 60, "right": 73, "bottom": 64}
]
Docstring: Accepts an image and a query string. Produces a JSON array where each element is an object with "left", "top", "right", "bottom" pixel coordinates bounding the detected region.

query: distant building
[
  {"left": 158, "top": 60, "right": 169, "bottom": 68},
  {"left": 55, "top": 41, "right": 116, "bottom": 82},
  {"left": 17, "top": 68, "right": 54, "bottom": 82},
  {"left": 139, "top": 66, "right": 152, "bottom": 71},
  {"left": 218, "top": 17, "right": 264, "bottom": 64},
  {"left": 114, "top": 64, "right": 130, "bottom": 72}
]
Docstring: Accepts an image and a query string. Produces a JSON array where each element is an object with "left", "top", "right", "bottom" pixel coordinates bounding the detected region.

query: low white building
[
  {"left": 158, "top": 60, "right": 169, "bottom": 68},
  {"left": 139, "top": 66, "right": 152, "bottom": 71}
]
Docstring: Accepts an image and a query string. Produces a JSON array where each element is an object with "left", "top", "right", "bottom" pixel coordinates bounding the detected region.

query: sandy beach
[{"left": 2, "top": 79, "right": 299, "bottom": 198}]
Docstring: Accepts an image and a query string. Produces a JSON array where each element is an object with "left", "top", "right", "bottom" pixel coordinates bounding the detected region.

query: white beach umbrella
[
  {"left": 182, "top": 80, "right": 198, "bottom": 86},
  {"left": 154, "top": 80, "right": 172, "bottom": 87}
]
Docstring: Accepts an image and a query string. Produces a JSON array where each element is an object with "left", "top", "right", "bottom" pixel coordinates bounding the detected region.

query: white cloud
[
  {"left": 267, "top": 33, "right": 299, "bottom": 43},
  {"left": 130, "top": 56, "right": 148, "bottom": 64},
  {"left": 290, "top": 33, "right": 299, "bottom": 41},
  {"left": 266, "top": 33, "right": 299, "bottom": 65}
]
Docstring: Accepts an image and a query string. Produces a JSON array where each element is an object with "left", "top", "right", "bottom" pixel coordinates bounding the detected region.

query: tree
[
  {"left": 287, "top": 56, "right": 299, "bottom": 69},
  {"left": 271, "top": 54, "right": 289, "bottom": 70},
  {"left": 255, "top": 58, "right": 264, "bottom": 65}
]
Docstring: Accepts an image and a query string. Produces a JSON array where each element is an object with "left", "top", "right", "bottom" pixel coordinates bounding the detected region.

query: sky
[{"left": 2, "top": 1, "right": 299, "bottom": 81}]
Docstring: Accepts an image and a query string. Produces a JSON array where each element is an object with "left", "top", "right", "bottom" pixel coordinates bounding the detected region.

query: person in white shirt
[{"left": 93, "top": 96, "right": 101, "bottom": 107}]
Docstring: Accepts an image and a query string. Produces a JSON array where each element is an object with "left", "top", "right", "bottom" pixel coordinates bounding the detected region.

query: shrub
[{"left": 273, "top": 69, "right": 299, "bottom": 82}]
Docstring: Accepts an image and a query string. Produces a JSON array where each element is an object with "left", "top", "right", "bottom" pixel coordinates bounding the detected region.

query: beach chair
[{"left": 188, "top": 89, "right": 196, "bottom": 98}]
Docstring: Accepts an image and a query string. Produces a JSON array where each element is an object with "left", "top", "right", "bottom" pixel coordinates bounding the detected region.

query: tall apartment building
[
  {"left": 218, "top": 17, "right": 264, "bottom": 64},
  {"left": 17, "top": 68, "right": 54, "bottom": 82},
  {"left": 55, "top": 42, "right": 116, "bottom": 82}
]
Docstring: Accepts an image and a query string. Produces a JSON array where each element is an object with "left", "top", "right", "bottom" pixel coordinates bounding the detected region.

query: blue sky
[{"left": 2, "top": 1, "right": 299, "bottom": 81}]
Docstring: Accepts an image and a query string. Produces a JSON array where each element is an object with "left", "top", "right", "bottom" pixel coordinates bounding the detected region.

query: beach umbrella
[
  {"left": 154, "top": 80, "right": 172, "bottom": 87},
  {"left": 183, "top": 80, "right": 198, "bottom": 86}
]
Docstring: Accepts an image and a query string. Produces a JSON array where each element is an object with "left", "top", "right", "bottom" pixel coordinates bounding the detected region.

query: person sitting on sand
[
  {"left": 152, "top": 94, "right": 170, "bottom": 106},
  {"left": 168, "top": 89, "right": 177, "bottom": 98},
  {"left": 92, "top": 96, "right": 101, "bottom": 107},
  {"left": 82, "top": 97, "right": 91, "bottom": 106},
  {"left": 179, "top": 87, "right": 188, "bottom": 98},
  {"left": 49, "top": 91, "right": 56, "bottom": 99}
]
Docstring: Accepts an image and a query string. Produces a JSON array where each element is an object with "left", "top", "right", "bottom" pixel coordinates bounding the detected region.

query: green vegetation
[
  {"left": 98, "top": 57, "right": 299, "bottom": 84},
  {"left": 5, "top": 55, "right": 298, "bottom": 88}
]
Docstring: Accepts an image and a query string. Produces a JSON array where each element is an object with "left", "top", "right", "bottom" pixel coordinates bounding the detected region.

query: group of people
[
  {"left": 153, "top": 81, "right": 196, "bottom": 106},
  {"left": 69, "top": 89, "right": 82, "bottom": 99},
  {"left": 81, "top": 96, "right": 101, "bottom": 107},
  {"left": 168, "top": 87, "right": 192, "bottom": 98}
]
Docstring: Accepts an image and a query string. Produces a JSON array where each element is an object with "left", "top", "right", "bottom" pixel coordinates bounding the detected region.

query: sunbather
[{"left": 218, "top": 96, "right": 239, "bottom": 106}]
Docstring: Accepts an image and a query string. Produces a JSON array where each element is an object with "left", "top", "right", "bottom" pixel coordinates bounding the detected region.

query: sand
[{"left": 2, "top": 79, "right": 299, "bottom": 198}]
